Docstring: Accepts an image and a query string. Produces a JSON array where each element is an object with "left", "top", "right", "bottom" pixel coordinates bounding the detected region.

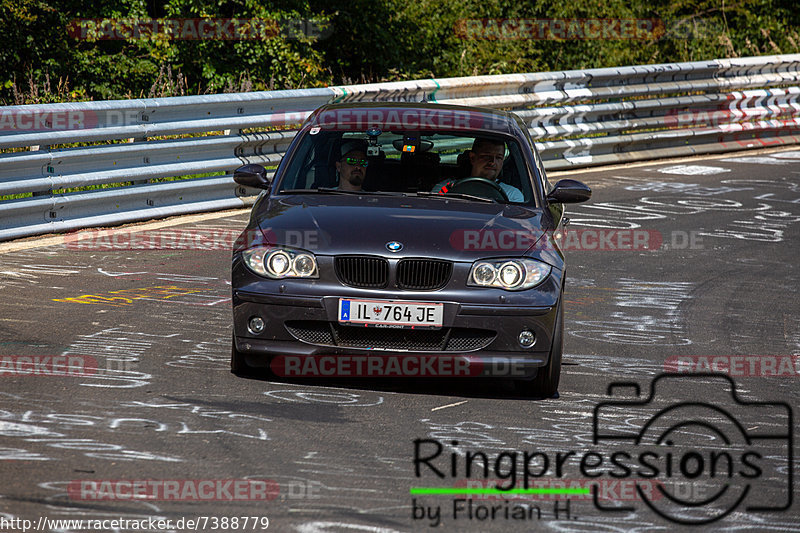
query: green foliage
[{"left": 1, "top": 0, "right": 798, "bottom": 104}]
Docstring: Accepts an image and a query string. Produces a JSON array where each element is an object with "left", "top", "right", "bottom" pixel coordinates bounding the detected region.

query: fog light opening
[
  {"left": 518, "top": 330, "right": 536, "bottom": 348},
  {"left": 248, "top": 316, "right": 265, "bottom": 335}
]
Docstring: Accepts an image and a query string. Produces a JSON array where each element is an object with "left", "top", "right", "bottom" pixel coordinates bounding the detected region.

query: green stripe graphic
[{"left": 429, "top": 79, "right": 441, "bottom": 102}]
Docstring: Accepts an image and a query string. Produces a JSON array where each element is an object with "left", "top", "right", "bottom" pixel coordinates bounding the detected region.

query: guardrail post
[
  {"left": 130, "top": 137, "right": 149, "bottom": 185},
  {"left": 32, "top": 144, "right": 52, "bottom": 197}
]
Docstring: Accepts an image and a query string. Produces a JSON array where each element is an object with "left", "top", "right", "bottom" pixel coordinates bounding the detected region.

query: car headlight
[
  {"left": 468, "top": 258, "right": 550, "bottom": 290},
  {"left": 242, "top": 247, "right": 319, "bottom": 279}
]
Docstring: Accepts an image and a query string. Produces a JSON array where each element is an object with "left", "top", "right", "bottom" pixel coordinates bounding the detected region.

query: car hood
[{"left": 253, "top": 194, "right": 549, "bottom": 262}]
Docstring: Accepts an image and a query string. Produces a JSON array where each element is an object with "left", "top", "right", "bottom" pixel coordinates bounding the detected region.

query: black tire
[
  {"left": 231, "top": 335, "right": 258, "bottom": 377},
  {"left": 516, "top": 298, "right": 563, "bottom": 398}
]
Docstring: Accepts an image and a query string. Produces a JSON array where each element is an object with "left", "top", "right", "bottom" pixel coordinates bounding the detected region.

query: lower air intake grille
[{"left": 285, "top": 321, "right": 495, "bottom": 352}]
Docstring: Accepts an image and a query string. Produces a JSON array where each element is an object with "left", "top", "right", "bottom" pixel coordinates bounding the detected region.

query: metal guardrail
[{"left": 2, "top": 54, "right": 800, "bottom": 241}]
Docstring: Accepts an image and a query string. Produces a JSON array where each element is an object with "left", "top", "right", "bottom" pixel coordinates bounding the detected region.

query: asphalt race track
[{"left": 1, "top": 149, "right": 798, "bottom": 532}]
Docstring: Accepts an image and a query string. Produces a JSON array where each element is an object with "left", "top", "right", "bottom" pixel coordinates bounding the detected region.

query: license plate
[{"left": 338, "top": 299, "right": 443, "bottom": 328}]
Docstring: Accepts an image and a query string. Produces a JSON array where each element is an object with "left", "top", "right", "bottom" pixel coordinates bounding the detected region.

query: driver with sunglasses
[
  {"left": 335, "top": 140, "right": 369, "bottom": 191},
  {"left": 432, "top": 138, "right": 523, "bottom": 202}
]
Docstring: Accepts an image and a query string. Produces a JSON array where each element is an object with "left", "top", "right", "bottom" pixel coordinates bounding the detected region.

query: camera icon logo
[{"left": 592, "top": 373, "right": 793, "bottom": 525}]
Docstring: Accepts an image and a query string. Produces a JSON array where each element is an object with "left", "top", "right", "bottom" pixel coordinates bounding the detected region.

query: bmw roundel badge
[{"left": 386, "top": 241, "right": 403, "bottom": 252}]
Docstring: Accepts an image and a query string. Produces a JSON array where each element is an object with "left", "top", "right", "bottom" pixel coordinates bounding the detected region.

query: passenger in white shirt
[{"left": 432, "top": 138, "right": 523, "bottom": 202}]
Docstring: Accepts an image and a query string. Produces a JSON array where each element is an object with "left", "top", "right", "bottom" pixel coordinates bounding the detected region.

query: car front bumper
[{"left": 232, "top": 260, "right": 563, "bottom": 379}]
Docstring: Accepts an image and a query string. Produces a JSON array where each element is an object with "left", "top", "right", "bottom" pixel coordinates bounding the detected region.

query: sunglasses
[{"left": 342, "top": 157, "right": 369, "bottom": 167}]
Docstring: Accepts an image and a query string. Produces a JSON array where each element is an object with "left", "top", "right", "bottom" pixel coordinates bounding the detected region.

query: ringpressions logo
[{"left": 411, "top": 373, "right": 793, "bottom": 526}]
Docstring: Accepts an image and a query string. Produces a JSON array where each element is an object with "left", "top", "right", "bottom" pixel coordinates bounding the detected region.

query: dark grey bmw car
[{"left": 230, "top": 102, "right": 590, "bottom": 397}]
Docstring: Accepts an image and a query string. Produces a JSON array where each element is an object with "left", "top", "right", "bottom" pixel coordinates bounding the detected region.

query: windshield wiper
[
  {"left": 281, "top": 188, "right": 407, "bottom": 196},
  {"left": 414, "top": 191, "right": 496, "bottom": 203}
]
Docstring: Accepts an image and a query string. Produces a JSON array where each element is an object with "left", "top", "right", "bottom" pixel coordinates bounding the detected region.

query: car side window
[
  {"left": 520, "top": 125, "right": 550, "bottom": 196},
  {"left": 279, "top": 133, "right": 336, "bottom": 190},
  {"left": 505, "top": 141, "right": 533, "bottom": 204}
]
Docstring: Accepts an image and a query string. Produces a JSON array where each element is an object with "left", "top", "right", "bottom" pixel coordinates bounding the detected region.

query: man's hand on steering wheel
[{"left": 438, "top": 177, "right": 509, "bottom": 202}]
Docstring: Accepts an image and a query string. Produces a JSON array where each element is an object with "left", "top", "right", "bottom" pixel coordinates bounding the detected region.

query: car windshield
[{"left": 276, "top": 128, "right": 535, "bottom": 205}]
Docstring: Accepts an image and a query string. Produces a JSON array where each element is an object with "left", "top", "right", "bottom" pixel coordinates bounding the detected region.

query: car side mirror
[
  {"left": 233, "top": 164, "right": 271, "bottom": 190},
  {"left": 546, "top": 179, "right": 592, "bottom": 204}
]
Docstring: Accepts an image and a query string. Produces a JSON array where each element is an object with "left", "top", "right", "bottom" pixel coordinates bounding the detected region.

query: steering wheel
[{"left": 446, "top": 177, "right": 509, "bottom": 202}]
